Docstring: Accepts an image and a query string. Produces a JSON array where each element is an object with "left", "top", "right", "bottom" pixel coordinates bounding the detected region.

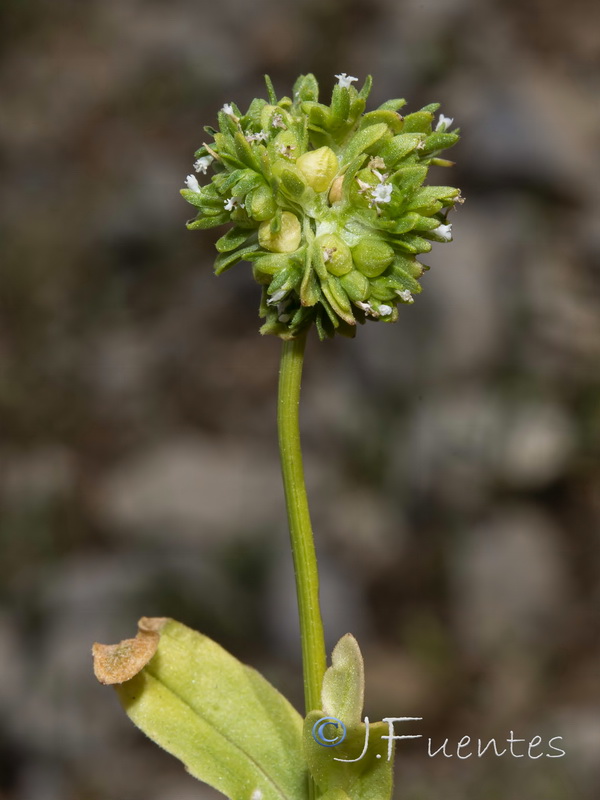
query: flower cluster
[{"left": 181, "top": 73, "right": 462, "bottom": 339}]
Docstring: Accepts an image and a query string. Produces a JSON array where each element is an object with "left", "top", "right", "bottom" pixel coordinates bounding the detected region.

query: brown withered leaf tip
[{"left": 92, "top": 617, "right": 169, "bottom": 685}]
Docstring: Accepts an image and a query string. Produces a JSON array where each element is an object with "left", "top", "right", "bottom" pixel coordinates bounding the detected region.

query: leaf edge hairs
[{"left": 181, "top": 73, "right": 463, "bottom": 341}]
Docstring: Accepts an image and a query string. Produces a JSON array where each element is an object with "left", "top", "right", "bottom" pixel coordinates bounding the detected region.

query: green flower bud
[
  {"left": 340, "top": 270, "right": 370, "bottom": 303},
  {"left": 351, "top": 237, "right": 394, "bottom": 278},
  {"left": 182, "top": 73, "right": 462, "bottom": 339},
  {"left": 258, "top": 211, "right": 302, "bottom": 253},
  {"left": 295, "top": 146, "right": 338, "bottom": 193},
  {"left": 316, "top": 234, "right": 353, "bottom": 276},
  {"left": 248, "top": 184, "right": 276, "bottom": 221}
]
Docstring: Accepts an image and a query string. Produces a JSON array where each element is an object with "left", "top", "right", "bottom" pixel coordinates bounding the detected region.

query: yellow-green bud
[
  {"left": 296, "top": 146, "right": 338, "bottom": 193},
  {"left": 328, "top": 175, "right": 344, "bottom": 204},
  {"left": 340, "top": 270, "right": 370, "bottom": 302},
  {"left": 258, "top": 212, "right": 302, "bottom": 253},
  {"left": 316, "top": 233, "right": 353, "bottom": 276},
  {"left": 352, "top": 237, "right": 394, "bottom": 278},
  {"left": 248, "top": 184, "right": 276, "bottom": 221}
]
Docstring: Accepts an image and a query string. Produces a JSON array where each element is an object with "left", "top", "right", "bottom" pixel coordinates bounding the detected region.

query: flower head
[
  {"left": 432, "top": 223, "right": 452, "bottom": 241},
  {"left": 193, "top": 155, "right": 213, "bottom": 174},
  {"left": 370, "top": 183, "right": 393, "bottom": 206},
  {"left": 224, "top": 196, "right": 245, "bottom": 211},
  {"left": 436, "top": 114, "right": 454, "bottom": 131},
  {"left": 184, "top": 174, "right": 201, "bottom": 193},
  {"left": 182, "top": 73, "right": 462, "bottom": 340},
  {"left": 246, "top": 131, "right": 269, "bottom": 143},
  {"left": 397, "top": 289, "right": 414, "bottom": 304},
  {"left": 335, "top": 73, "right": 358, "bottom": 88}
]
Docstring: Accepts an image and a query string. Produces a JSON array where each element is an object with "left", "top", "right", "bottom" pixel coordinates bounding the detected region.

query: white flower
[
  {"left": 193, "top": 155, "right": 213, "bottom": 174},
  {"left": 432, "top": 223, "right": 452, "bottom": 241},
  {"left": 335, "top": 73, "right": 358, "bottom": 89},
  {"left": 356, "top": 301, "right": 374, "bottom": 314},
  {"left": 370, "top": 183, "right": 393, "bottom": 205},
  {"left": 224, "top": 196, "right": 245, "bottom": 211},
  {"left": 355, "top": 177, "right": 372, "bottom": 194},
  {"left": 276, "top": 143, "right": 295, "bottom": 158},
  {"left": 267, "top": 289, "right": 287, "bottom": 305},
  {"left": 271, "top": 113, "right": 286, "bottom": 129},
  {"left": 371, "top": 168, "right": 389, "bottom": 183},
  {"left": 246, "top": 131, "right": 268, "bottom": 143},
  {"left": 396, "top": 289, "right": 414, "bottom": 303},
  {"left": 184, "top": 174, "right": 201, "bottom": 193},
  {"left": 378, "top": 304, "right": 393, "bottom": 316},
  {"left": 222, "top": 103, "right": 236, "bottom": 117},
  {"left": 435, "top": 114, "right": 454, "bottom": 131}
]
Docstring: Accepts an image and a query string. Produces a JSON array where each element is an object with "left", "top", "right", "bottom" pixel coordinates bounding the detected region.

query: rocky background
[{"left": 1, "top": 0, "right": 599, "bottom": 798}]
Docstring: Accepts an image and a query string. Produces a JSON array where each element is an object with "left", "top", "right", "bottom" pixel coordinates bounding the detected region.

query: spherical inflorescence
[{"left": 182, "top": 74, "right": 462, "bottom": 340}]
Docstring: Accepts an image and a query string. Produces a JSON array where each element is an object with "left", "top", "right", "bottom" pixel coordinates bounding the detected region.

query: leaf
[
  {"left": 357, "top": 75, "right": 373, "bottom": 101},
  {"left": 321, "top": 278, "right": 355, "bottom": 325},
  {"left": 215, "top": 244, "right": 260, "bottom": 275},
  {"left": 377, "top": 133, "right": 423, "bottom": 166},
  {"left": 401, "top": 111, "right": 433, "bottom": 133},
  {"left": 340, "top": 123, "right": 388, "bottom": 167},
  {"left": 93, "top": 617, "right": 164, "bottom": 684},
  {"left": 94, "top": 618, "right": 307, "bottom": 800},
  {"left": 216, "top": 227, "right": 253, "bottom": 253},
  {"left": 301, "top": 634, "right": 394, "bottom": 800},
  {"left": 321, "top": 634, "right": 364, "bottom": 729},
  {"left": 376, "top": 99, "right": 407, "bottom": 112},
  {"left": 303, "top": 712, "right": 393, "bottom": 800},
  {"left": 264, "top": 75, "right": 278, "bottom": 104},
  {"left": 293, "top": 74, "right": 319, "bottom": 103},
  {"left": 186, "top": 214, "right": 229, "bottom": 230},
  {"left": 420, "top": 131, "right": 459, "bottom": 155},
  {"left": 330, "top": 85, "right": 350, "bottom": 126},
  {"left": 357, "top": 110, "right": 403, "bottom": 135}
]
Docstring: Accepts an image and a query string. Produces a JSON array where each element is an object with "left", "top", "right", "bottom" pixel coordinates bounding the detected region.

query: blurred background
[{"left": 1, "top": 0, "right": 599, "bottom": 798}]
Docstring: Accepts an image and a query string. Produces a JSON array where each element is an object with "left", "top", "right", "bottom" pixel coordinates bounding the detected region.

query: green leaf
[
  {"left": 216, "top": 227, "right": 253, "bottom": 253},
  {"left": 321, "top": 278, "right": 355, "bottom": 325},
  {"left": 264, "top": 75, "right": 278, "bottom": 104},
  {"left": 390, "top": 165, "right": 428, "bottom": 204},
  {"left": 215, "top": 244, "right": 260, "bottom": 275},
  {"left": 303, "top": 712, "right": 393, "bottom": 800},
  {"left": 186, "top": 214, "right": 229, "bottom": 230},
  {"left": 377, "top": 99, "right": 407, "bottom": 112},
  {"left": 293, "top": 74, "right": 319, "bottom": 103},
  {"left": 408, "top": 185, "right": 461, "bottom": 210},
  {"left": 300, "top": 246, "right": 319, "bottom": 307},
  {"left": 330, "top": 85, "right": 350, "bottom": 126},
  {"left": 378, "top": 133, "right": 423, "bottom": 166},
  {"left": 234, "top": 132, "right": 261, "bottom": 172},
  {"left": 420, "top": 131, "right": 459, "bottom": 155},
  {"left": 279, "top": 167, "right": 307, "bottom": 199},
  {"left": 357, "top": 110, "right": 403, "bottom": 135},
  {"left": 357, "top": 75, "right": 373, "bottom": 100},
  {"left": 340, "top": 123, "right": 388, "bottom": 167},
  {"left": 401, "top": 111, "right": 433, "bottom": 133},
  {"left": 321, "top": 635, "right": 364, "bottom": 729},
  {"left": 97, "top": 619, "right": 307, "bottom": 800}
]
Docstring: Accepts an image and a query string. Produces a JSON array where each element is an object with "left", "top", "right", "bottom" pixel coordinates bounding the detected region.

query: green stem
[{"left": 277, "top": 330, "right": 326, "bottom": 715}]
